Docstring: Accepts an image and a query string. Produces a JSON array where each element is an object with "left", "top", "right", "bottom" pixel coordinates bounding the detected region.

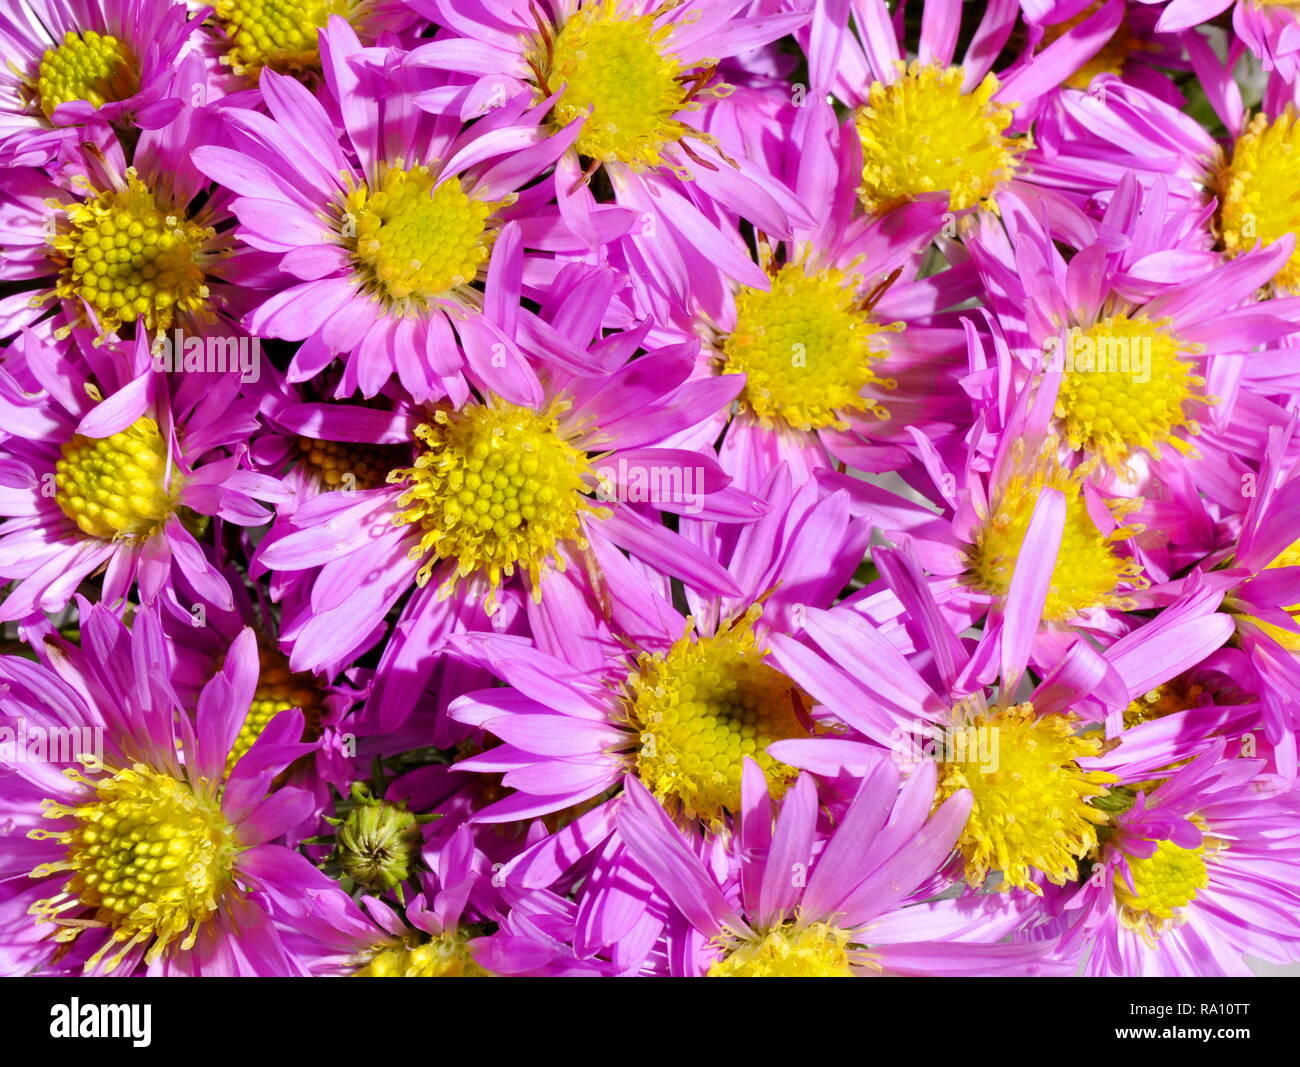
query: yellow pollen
[
  {"left": 214, "top": 0, "right": 349, "bottom": 77},
  {"left": 354, "top": 931, "right": 493, "bottom": 977},
  {"left": 340, "top": 168, "right": 494, "bottom": 312},
  {"left": 28, "top": 763, "right": 236, "bottom": 971},
  {"left": 388, "top": 397, "right": 604, "bottom": 598},
  {"left": 855, "top": 62, "right": 1023, "bottom": 215},
  {"left": 226, "top": 650, "right": 322, "bottom": 774},
  {"left": 936, "top": 703, "right": 1117, "bottom": 893},
  {"left": 624, "top": 607, "right": 808, "bottom": 826},
  {"left": 721, "top": 263, "right": 899, "bottom": 431},
  {"left": 709, "top": 922, "right": 855, "bottom": 977},
  {"left": 1040, "top": 2, "right": 1138, "bottom": 89},
  {"left": 35, "top": 30, "right": 139, "bottom": 118},
  {"left": 539, "top": 0, "right": 695, "bottom": 168},
  {"left": 50, "top": 169, "right": 214, "bottom": 336},
  {"left": 1055, "top": 315, "right": 1209, "bottom": 469},
  {"left": 1241, "top": 538, "right": 1300, "bottom": 650},
  {"left": 55, "top": 416, "right": 177, "bottom": 540},
  {"left": 296, "top": 436, "right": 405, "bottom": 492},
  {"left": 1115, "top": 836, "right": 1210, "bottom": 936},
  {"left": 967, "top": 454, "right": 1145, "bottom": 621},
  {"left": 1219, "top": 109, "right": 1300, "bottom": 293}
]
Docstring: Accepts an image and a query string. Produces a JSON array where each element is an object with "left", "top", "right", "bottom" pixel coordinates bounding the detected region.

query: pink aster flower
[
  {"left": 0, "top": 0, "right": 209, "bottom": 166},
  {"left": 1042, "top": 742, "right": 1300, "bottom": 975},
  {"left": 253, "top": 262, "right": 761, "bottom": 699},
  {"left": 623, "top": 97, "right": 971, "bottom": 490},
  {"left": 444, "top": 466, "right": 869, "bottom": 827},
  {"left": 0, "top": 57, "right": 277, "bottom": 344},
  {"left": 0, "top": 327, "right": 289, "bottom": 621},
  {"left": 193, "top": 17, "right": 597, "bottom": 402},
  {"left": 0, "top": 601, "right": 348, "bottom": 976},
  {"left": 614, "top": 759, "right": 1066, "bottom": 975},
  {"left": 763, "top": 546, "right": 1240, "bottom": 896},
  {"left": 805, "top": 0, "right": 1124, "bottom": 219},
  {"left": 966, "top": 176, "right": 1300, "bottom": 499}
]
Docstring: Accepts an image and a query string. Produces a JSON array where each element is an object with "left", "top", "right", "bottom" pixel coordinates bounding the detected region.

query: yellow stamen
[
  {"left": 387, "top": 397, "right": 605, "bottom": 599},
  {"left": 624, "top": 606, "right": 808, "bottom": 826},
  {"left": 34, "top": 30, "right": 139, "bottom": 118},
  {"left": 55, "top": 416, "right": 177, "bottom": 540},
  {"left": 936, "top": 703, "right": 1117, "bottom": 893},
  {"left": 855, "top": 62, "right": 1024, "bottom": 215},
  {"left": 1218, "top": 108, "right": 1300, "bottom": 293}
]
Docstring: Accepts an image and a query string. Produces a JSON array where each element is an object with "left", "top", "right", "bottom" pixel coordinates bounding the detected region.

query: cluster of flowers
[{"left": 1, "top": 0, "right": 1300, "bottom": 979}]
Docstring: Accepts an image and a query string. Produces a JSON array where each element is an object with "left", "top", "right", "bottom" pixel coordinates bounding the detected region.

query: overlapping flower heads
[{"left": 2, "top": 0, "right": 1300, "bottom": 978}]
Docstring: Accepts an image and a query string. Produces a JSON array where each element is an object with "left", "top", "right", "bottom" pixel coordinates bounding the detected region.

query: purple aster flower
[
  {"left": 1042, "top": 742, "right": 1300, "bottom": 975},
  {"left": 446, "top": 466, "right": 870, "bottom": 826},
  {"left": 193, "top": 18, "right": 593, "bottom": 402},
  {"left": 0, "top": 600, "right": 350, "bottom": 975},
  {"left": 253, "top": 262, "right": 761, "bottom": 699},
  {"left": 0, "top": 0, "right": 209, "bottom": 166}
]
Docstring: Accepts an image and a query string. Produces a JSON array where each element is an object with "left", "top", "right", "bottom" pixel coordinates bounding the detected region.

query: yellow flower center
[
  {"left": 35, "top": 30, "right": 139, "bottom": 118},
  {"left": 539, "top": 0, "right": 694, "bottom": 168},
  {"left": 50, "top": 170, "right": 214, "bottom": 336},
  {"left": 388, "top": 398, "right": 604, "bottom": 596},
  {"left": 29, "top": 764, "right": 236, "bottom": 971},
  {"left": 340, "top": 168, "right": 494, "bottom": 313},
  {"left": 721, "top": 263, "right": 898, "bottom": 431},
  {"left": 709, "top": 922, "right": 855, "bottom": 977},
  {"left": 214, "top": 0, "right": 349, "bottom": 77},
  {"left": 1055, "top": 315, "right": 1208, "bottom": 468},
  {"left": 296, "top": 437, "right": 405, "bottom": 492},
  {"left": 55, "top": 416, "right": 177, "bottom": 540},
  {"left": 354, "top": 932, "right": 493, "bottom": 977},
  {"left": 1115, "top": 837, "right": 1209, "bottom": 934},
  {"left": 625, "top": 607, "right": 808, "bottom": 825},
  {"left": 855, "top": 62, "right": 1022, "bottom": 214},
  {"left": 967, "top": 456, "right": 1144, "bottom": 620},
  {"left": 226, "top": 650, "right": 322, "bottom": 774},
  {"left": 936, "top": 703, "right": 1117, "bottom": 893},
  {"left": 1219, "top": 109, "right": 1300, "bottom": 293}
]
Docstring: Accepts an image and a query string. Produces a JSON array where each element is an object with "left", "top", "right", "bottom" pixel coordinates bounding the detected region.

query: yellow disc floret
[
  {"left": 721, "top": 263, "right": 899, "bottom": 431},
  {"left": 1219, "top": 108, "right": 1300, "bottom": 293},
  {"left": 624, "top": 606, "right": 808, "bottom": 826},
  {"left": 967, "top": 454, "right": 1145, "bottom": 620},
  {"left": 29, "top": 763, "right": 236, "bottom": 971},
  {"left": 354, "top": 932, "right": 493, "bottom": 977},
  {"left": 35, "top": 30, "right": 139, "bottom": 118},
  {"left": 340, "top": 168, "right": 494, "bottom": 313},
  {"left": 56, "top": 416, "right": 178, "bottom": 540},
  {"left": 50, "top": 169, "right": 215, "bottom": 336},
  {"left": 1055, "top": 315, "right": 1209, "bottom": 469},
  {"left": 709, "top": 922, "right": 855, "bottom": 977},
  {"left": 214, "top": 0, "right": 348, "bottom": 77},
  {"left": 936, "top": 703, "right": 1117, "bottom": 893},
  {"left": 388, "top": 397, "right": 604, "bottom": 597},
  {"left": 296, "top": 436, "right": 405, "bottom": 491},
  {"left": 1115, "top": 836, "right": 1210, "bottom": 937},
  {"left": 855, "top": 62, "right": 1023, "bottom": 214},
  {"left": 539, "top": 0, "right": 695, "bottom": 168}
]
